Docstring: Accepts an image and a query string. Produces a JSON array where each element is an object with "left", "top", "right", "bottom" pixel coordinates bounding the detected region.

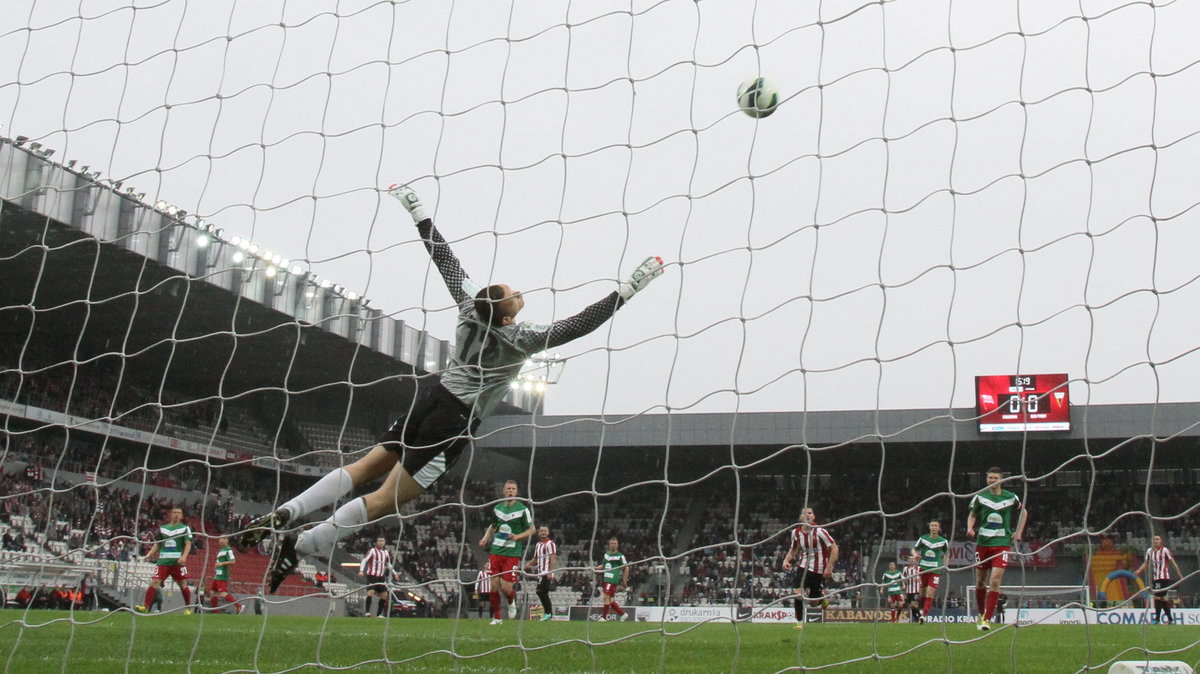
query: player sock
[
  {"left": 144, "top": 587, "right": 157, "bottom": 608},
  {"left": 1164, "top": 606, "right": 1173, "bottom": 624},
  {"left": 281, "top": 468, "right": 354, "bottom": 521},
  {"left": 795, "top": 598, "right": 806, "bottom": 624},
  {"left": 489, "top": 592, "right": 501, "bottom": 619},
  {"left": 211, "top": 596, "right": 220, "bottom": 609},
  {"left": 911, "top": 606, "right": 921, "bottom": 622},
  {"left": 365, "top": 596, "right": 373, "bottom": 615},
  {"left": 975, "top": 587, "right": 987, "bottom": 617},
  {"left": 180, "top": 587, "right": 192, "bottom": 606},
  {"left": 984, "top": 590, "right": 999, "bottom": 621},
  {"left": 295, "top": 497, "right": 368, "bottom": 556},
  {"left": 505, "top": 590, "right": 515, "bottom": 605},
  {"left": 922, "top": 596, "right": 933, "bottom": 616},
  {"left": 612, "top": 602, "right": 625, "bottom": 616}
]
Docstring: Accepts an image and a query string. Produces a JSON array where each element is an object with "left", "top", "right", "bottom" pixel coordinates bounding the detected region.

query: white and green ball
[{"left": 736, "top": 77, "right": 779, "bottom": 118}]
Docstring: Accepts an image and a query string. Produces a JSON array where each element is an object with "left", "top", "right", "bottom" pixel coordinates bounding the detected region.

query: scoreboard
[{"left": 975, "top": 373, "right": 1070, "bottom": 433}]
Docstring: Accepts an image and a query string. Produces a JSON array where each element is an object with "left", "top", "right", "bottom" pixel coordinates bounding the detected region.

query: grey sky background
[{"left": 3, "top": 0, "right": 1199, "bottom": 417}]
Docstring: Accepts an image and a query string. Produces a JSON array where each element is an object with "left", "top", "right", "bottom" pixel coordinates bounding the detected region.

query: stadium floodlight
[
  {"left": 165, "top": 205, "right": 178, "bottom": 216},
  {"left": 320, "top": 279, "right": 331, "bottom": 289},
  {"left": 522, "top": 381, "right": 533, "bottom": 392},
  {"left": 154, "top": 200, "right": 168, "bottom": 211},
  {"left": 112, "top": 180, "right": 122, "bottom": 190},
  {"left": 264, "top": 266, "right": 277, "bottom": 278},
  {"left": 87, "top": 170, "right": 100, "bottom": 180},
  {"left": 14, "top": 136, "right": 27, "bottom": 146},
  {"left": 196, "top": 234, "right": 210, "bottom": 248},
  {"left": 510, "top": 382, "right": 520, "bottom": 390},
  {"left": 175, "top": 210, "right": 187, "bottom": 219},
  {"left": 229, "top": 236, "right": 242, "bottom": 246},
  {"left": 231, "top": 251, "right": 244, "bottom": 264},
  {"left": 79, "top": 165, "right": 89, "bottom": 174},
  {"left": 346, "top": 291, "right": 358, "bottom": 301},
  {"left": 290, "top": 264, "right": 303, "bottom": 276},
  {"left": 360, "top": 298, "right": 370, "bottom": 308},
  {"left": 304, "top": 289, "right": 315, "bottom": 299},
  {"left": 29, "top": 142, "right": 41, "bottom": 152},
  {"left": 66, "top": 160, "right": 76, "bottom": 169},
  {"left": 248, "top": 244, "right": 258, "bottom": 255},
  {"left": 41, "top": 148, "right": 54, "bottom": 158},
  {"left": 134, "top": 192, "right": 145, "bottom": 200}
]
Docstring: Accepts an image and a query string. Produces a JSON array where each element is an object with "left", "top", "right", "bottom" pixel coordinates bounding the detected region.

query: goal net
[{"left": 3, "top": 0, "right": 1200, "bottom": 671}]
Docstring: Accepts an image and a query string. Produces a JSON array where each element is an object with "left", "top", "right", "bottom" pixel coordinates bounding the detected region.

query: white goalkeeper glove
[
  {"left": 387, "top": 183, "right": 428, "bottom": 223},
  {"left": 618, "top": 256, "right": 665, "bottom": 300}
]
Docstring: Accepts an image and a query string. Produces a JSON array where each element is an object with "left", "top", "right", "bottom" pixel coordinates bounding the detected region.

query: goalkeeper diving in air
[{"left": 242, "top": 184, "right": 667, "bottom": 591}]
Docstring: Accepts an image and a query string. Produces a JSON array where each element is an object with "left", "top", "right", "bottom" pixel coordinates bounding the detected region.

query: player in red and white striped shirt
[
  {"left": 782, "top": 507, "right": 839, "bottom": 630},
  {"left": 1134, "top": 535, "right": 1184, "bottom": 624},
  {"left": 901, "top": 560, "right": 922, "bottom": 623},
  {"left": 524, "top": 525, "right": 558, "bottom": 622},
  {"left": 359, "top": 538, "right": 393, "bottom": 618}
]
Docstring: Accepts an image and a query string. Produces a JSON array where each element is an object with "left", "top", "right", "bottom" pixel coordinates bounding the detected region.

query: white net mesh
[{"left": 2, "top": 0, "right": 1200, "bottom": 671}]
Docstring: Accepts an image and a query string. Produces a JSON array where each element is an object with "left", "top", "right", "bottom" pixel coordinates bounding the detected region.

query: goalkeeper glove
[
  {"left": 387, "top": 183, "right": 428, "bottom": 223},
  {"left": 618, "top": 256, "right": 665, "bottom": 300}
]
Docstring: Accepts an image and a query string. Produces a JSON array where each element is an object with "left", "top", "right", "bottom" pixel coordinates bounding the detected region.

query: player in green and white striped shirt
[
  {"left": 967, "top": 467, "right": 1028, "bottom": 631},
  {"left": 209, "top": 537, "right": 243, "bottom": 613},
  {"left": 911, "top": 519, "right": 949, "bottom": 623},
  {"left": 595, "top": 537, "right": 630, "bottom": 621},
  {"left": 881, "top": 562, "right": 904, "bottom": 623},
  {"left": 135, "top": 507, "right": 193, "bottom": 615},
  {"left": 477, "top": 480, "right": 534, "bottom": 624}
]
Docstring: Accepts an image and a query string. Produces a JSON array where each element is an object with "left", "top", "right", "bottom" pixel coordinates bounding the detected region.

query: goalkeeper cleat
[
  {"left": 183, "top": 609, "right": 193, "bottom": 616},
  {"left": 267, "top": 534, "right": 300, "bottom": 593},
  {"left": 134, "top": 605, "right": 148, "bottom": 614},
  {"left": 489, "top": 618, "right": 503, "bottom": 626},
  {"left": 540, "top": 614, "right": 553, "bottom": 622},
  {"left": 793, "top": 622, "right": 805, "bottom": 630},
  {"left": 976, "top": 617, "right": 990, "bottom": 631},
  {"left": 507, "top": 601, "right": 517, "bottom": 620},
  {"left": 387, "top": 183, "right": 427, "bottom": 222},
  {"left": 235, "top": 508, "right": 290, "bottom": 551}
]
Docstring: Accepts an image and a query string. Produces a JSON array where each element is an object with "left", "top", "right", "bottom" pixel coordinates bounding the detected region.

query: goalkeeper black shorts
[{"left": 376, "top": 378, "right": 479, "bottom": 489}]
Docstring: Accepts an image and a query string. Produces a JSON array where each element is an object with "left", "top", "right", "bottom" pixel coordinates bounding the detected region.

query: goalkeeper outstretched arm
[{"left": 390, "top": 184, "right": 474, "bottom": 304}]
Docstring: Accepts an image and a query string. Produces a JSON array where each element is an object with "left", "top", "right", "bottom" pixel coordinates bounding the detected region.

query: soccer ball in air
[{"left": 737, "top": 77, "right": 779, "bottom": 118}]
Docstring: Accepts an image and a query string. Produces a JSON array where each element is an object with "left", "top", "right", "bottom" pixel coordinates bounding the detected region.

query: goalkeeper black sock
[
  {"left": 794, "top": 597, "right": 806, "bottom": 623},
  {"left": 364, "top": 597, "right": 373, "bottom": 616}
]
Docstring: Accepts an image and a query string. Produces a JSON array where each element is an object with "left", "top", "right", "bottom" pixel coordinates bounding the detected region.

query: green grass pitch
[{"left": 1, "top": 611, "right": 1198, "bottom": 673}]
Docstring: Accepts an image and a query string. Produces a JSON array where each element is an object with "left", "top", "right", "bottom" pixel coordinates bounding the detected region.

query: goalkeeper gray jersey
[
  {"left": 416, "top": 218, "right": 628, "bottom": 419},
  {"left": 441, "top": 278, "right": 552, "bottom": 418}
]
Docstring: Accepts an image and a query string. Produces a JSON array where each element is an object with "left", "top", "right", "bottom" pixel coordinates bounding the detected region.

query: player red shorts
[
  {"left": 153, "top": 564, "right": 189, "bottom": 583},
  {"left": 601, "top": 582, "right": 619, "bottom": 597},
  {"left": 974, "top": 545, "right": 1011, "bottom": 570},
  {"left": 210, "top": 580, "right": 228, "bottom": 594},
  {"left": 488, "top": 554, "right": 520, "bottom": 583},
  {"left": 888, "top": 593, "right": 904, "bottom": 605},
  {"left": 919, "top": 572, "right": 941, "bottom": 590}
]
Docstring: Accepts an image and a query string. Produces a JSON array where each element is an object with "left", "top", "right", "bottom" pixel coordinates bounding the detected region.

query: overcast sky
[{"left": 3, "top": 0, "right": 1199, "bottom": 417}]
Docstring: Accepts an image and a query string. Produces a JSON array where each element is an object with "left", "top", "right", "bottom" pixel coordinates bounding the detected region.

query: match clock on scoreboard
[{"left": 975, "top": 373, "right": 1070, "bottom": 433}]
